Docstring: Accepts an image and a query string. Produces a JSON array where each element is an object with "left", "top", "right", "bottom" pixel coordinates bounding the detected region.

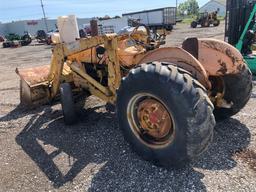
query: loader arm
[{"left": 16, "top": 32, "right": 149, "bottom": 106}]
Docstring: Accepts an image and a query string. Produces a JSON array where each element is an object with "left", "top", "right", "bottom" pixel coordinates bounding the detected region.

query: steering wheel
[{"left": 129, "top": 24, "right": 151, "bottom": 46}]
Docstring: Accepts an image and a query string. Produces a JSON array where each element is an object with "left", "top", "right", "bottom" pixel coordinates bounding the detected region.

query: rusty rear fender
[
  {"left": 182, "top": 38, "right": 246, "bottom": 76},
  {"left": 138, "top": 47, "right": 211, "bottom": 89}
]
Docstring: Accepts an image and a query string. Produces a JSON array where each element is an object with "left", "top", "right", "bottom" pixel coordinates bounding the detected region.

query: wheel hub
[{"left": 137, "top": 99, "right": 173, "bottom": 139}]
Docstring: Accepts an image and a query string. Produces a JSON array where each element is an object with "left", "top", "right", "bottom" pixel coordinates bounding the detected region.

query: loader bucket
[{"left": 16, "top": 65, "right": 51, "bottom": 107}]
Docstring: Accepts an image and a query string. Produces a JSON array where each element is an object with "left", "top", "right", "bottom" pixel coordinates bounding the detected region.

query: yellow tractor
[
  {"left": 191, "top": 11, "right": 220, "bottom": 28},
  {"left": 16, "top": 25, "right": 252, "bottom": 166}
]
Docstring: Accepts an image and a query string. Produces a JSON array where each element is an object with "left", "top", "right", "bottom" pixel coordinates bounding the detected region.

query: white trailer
[{"left": 122, "top": 7, "right": 176, "bottom": 31}]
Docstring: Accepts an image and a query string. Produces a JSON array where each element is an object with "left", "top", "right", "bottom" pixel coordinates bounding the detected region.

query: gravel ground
[
  {"left": 164, "top": 21, "right": 225, "bottom": 46},
  {"left": 0, "top": 22, "right": 256, "bottom": 192}
]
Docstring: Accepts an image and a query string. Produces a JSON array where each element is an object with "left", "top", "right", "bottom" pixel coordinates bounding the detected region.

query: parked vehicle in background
[
  {"left": 0, "top": 36, "right": 4, "bottom": 42},
  {"left": 97, "top": 17, "right": 129, "bottom": 35},
  {"left": 20, "top": 32, "right": 32, "bottom": 46},
  {"left": 191, "top": 10, "right": 220, "bottom": 28},
  {"left": 5, "top": 33, "right": 21, "bottom": 41},
  {"left": 36, "top": 30, "right": 54, "bottom": 45},
  {"left": 3, "top": 32, "right": 32, "bottom": 48},
  {"left": 79, "top": 29, "right": 87, "bottom": 38},
  {"left": 123, "top": 7, "right": 176, "bottom": 31},
  {"left": 36, "top": 30, "right": 47, "bottom": 43}
]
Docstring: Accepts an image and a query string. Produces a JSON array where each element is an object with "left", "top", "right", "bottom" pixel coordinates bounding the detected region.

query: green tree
[
  {"left": 178, "top": 1, "right": 188, "bottom": 15},
  {"left": 187, "top": 0, "right": 199, "bottom": 15},
  {"left": 178, "top": 0, "right": 199, "bottom": 15}
]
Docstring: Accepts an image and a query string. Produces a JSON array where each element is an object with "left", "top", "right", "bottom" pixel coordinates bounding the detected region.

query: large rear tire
[
  {"left": 117, "top": 62, "right": 215, "bottom": 167},
  {"left": 165, "top": 24, "right": 173, "bottom": 31},
  {"left": 213, "top": 19, "right": 220, "bottom": 27},
  {"left": 214, "top": 66, "right": 252, "bottom": 121},
  {"left": 191, "top": 21, "right": 198, "bottom": 28}
]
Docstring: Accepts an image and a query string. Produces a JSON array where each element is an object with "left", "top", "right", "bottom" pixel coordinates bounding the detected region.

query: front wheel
[
  {"left": 165, "top": 25, "right": 173, "bottom": 31},
  {"left": 213, "top": 20, "right": 220, "bottom": 27},
  {"left": 191, "top": 21, "right": 197, "bottom": 28},
  {"left": 117, "top": 62, "right": 216, "bottom": 167},
  {"left": 60, "top": 83, "right": 77, "bottom": 125}
]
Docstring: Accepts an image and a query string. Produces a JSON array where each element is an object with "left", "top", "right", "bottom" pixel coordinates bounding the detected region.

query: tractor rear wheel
[
  {"left": 165, "top": 24, "right": 173, "bottom": 31},
  {"left": 117, "top": 62, "right": 215, "bottom": 167},
  {"left": 213, "top": 20, "right": 220, "bottom": 27},
  {"left": 60, "top": 83, "right": 77, "bottom": 125},
  {"left": 214, "top": 66, "right": 252, "bottom": 121},
  {"left": 191, "top": 21, "right": 197, "bottom": 28}
]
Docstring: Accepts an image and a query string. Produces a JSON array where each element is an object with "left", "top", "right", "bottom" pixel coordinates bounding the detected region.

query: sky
[{"left": 0, "top": 0, "right": 208, "bottom": 23}]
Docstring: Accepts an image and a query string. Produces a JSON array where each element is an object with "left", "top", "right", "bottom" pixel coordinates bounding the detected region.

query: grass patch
[
  {"left": 179, "top": 15, "right": 197, "bottom": 24},
  {"left": 179, "top": 15, "right": 225, "bottom": 24},
  {"left": 218, "top": 16, "right": 225, "bottom": 21},
  {"left": 181, "top": 18, "right": 194, "bottom": 24}
]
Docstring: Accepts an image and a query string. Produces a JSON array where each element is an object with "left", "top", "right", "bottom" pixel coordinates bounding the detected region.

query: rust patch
[
  {"left": 198, "top": 38, "right": 246, "bottom": 76},
  {"left": 201, "top": 40, "right": 226, "bottom": 54},
  {"left": 217, "top": 60, "right": 228, "bottom": 74},
  {"left": 234, "top": 149, "right": 256, "bottom": 172},
  {"left": 16, "top": 65, "right": 50, "bottom": 86},
  {"left": 225, "top": 48, "right": 236, "bottom": 65},
  {"left": 138, "top": 47, "right": 210, "bottom": 89},
  {"left": 201, "top": 41, "right": 219, "bottom": 50},
  {"left": 202, "top": 41, "right": 240, "bottom": 65},
  {"left": 237, "top": 64, "right": 245, "bottom": 72},
  {"left": 137, "top": 98, "right": 173, "bottom": 139}
]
